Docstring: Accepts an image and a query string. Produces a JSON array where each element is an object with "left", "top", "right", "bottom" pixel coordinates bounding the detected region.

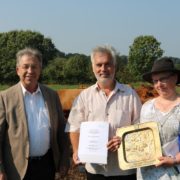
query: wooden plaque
[{"left": 116, "top": 121, "right": 162, "bottom": 170}]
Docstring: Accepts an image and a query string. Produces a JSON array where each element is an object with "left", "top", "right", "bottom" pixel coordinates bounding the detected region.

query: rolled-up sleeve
[{"left": 65, "top": 93, "right": 85, "bottom": 132}]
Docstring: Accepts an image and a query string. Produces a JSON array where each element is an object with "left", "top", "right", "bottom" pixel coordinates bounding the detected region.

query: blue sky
[{"left": 1, "top": 0, "right": 180, "bottom": 57}]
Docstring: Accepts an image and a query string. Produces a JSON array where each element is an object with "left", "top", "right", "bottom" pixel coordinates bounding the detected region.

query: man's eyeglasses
[{"left": 152, "top": 74, "right": 174, "bottom": 84}]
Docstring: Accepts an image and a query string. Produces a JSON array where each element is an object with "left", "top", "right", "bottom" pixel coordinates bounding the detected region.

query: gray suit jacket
[{"left": 0, "top": 82, "right": 69, "bottom": 180}]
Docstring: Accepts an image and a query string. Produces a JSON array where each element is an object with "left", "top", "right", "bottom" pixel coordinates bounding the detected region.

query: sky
[{"left": 1, "top": 0, "right": 180, "bottom": 57}]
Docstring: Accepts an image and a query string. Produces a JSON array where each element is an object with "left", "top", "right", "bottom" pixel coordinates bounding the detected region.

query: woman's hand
[
  {"left": 156, "top": 156, "right": 177, "bottom": 167},
  {"left": 107, "top": 136, "right": 121, "bottom": 152}
]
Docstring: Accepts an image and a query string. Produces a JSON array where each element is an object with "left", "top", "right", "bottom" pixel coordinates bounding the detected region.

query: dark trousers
[
  {"left": 23, "top": 149, "right": 55, "bottom": 180},
  {"left": 86, "top": 171, "right": 136, "bottom": 180}
]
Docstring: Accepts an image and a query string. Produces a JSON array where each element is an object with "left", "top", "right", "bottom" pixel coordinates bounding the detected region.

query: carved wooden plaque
[{"left": 116, "top": 121, "right": 162, "bottom": 170}]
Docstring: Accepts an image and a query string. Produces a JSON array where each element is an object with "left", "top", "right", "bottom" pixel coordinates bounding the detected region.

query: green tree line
[{"left": 0, "top": 30, "right": 179, "bottom": 85}]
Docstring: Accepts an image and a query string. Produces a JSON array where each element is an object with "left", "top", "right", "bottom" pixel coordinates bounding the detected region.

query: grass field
[
  {"left": 0, "top": 83, "right": 180, "bottom": 92},
  {"left": 0, "top": 85, "right": 10, "bottom": 91},
  {"left": 0, "top": 84, "right": 90, "bottom": 91}
]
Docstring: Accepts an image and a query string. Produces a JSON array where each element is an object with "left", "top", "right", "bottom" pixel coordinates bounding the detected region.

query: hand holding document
[{"left": 78, "top": 121, "right": 109, "bottom": 164}]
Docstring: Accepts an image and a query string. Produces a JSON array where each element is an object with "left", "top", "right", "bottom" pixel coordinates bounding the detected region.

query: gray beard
[{"left": 95, "top": 74, "right": 115, "bottom": 86}]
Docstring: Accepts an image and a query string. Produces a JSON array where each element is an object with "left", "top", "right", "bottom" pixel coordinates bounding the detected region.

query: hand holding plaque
[{"left": 116, "top": 121, "right": 162, "bottom": 170}]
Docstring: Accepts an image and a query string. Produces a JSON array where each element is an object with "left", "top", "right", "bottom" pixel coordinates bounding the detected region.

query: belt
[
  {"left": 29, "top": 149, "right": 51, "bottom": 161},
  {"left": 29, "top": 156, "right": 44, "bottom": 160}
]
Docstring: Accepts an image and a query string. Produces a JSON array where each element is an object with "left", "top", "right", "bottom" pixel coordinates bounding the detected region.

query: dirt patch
[
  {"left": 61, "top": 161, "right": 86, "bottom": 180},
  {"left": 135, "top": 84, "right": 158, "bottom": 103}
]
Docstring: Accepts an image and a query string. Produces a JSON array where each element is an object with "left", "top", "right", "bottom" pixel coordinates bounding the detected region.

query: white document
[
  {"left": 163, "top": 137, "right": 180, "bottom": 171},
  {"left": 78, "top": 121, "right": 109, "bottom": 164}
]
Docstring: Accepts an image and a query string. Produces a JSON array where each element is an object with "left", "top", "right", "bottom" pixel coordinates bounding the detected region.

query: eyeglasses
[
  {"left": 19, "top": 64, "right": 40, "bottom": 70},
  {"left": 152, "top": 74, "right": 174, "bottom": 84}
]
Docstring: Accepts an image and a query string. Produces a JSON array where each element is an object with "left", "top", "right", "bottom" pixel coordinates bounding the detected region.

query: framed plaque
[{"left": 116, "top": 121, "right": 162, "bottom": 170}]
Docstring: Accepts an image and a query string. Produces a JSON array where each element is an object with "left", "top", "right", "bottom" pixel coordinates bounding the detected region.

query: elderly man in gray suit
[{"left": 0, "top": 48, "right": 69, "bottom": 180}]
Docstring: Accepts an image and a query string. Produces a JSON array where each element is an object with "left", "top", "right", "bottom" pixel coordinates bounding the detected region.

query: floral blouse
[{"left": 137, "top": 98, "right": 180, "bottom": 180}]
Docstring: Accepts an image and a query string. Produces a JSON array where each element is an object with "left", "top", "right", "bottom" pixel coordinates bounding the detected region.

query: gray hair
[
  {"left": 90, "top": 45, "right": 117, "bottom": 65},
  {"left": 16, "top": 48, "right": 43, "bottom": 67}
]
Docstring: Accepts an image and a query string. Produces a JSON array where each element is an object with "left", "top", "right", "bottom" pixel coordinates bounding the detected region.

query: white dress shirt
[{"left": 21, "top": 84, "right": 50, "bottom": 157}]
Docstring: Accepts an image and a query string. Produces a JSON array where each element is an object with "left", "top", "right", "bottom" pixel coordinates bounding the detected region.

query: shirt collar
[
  {"left": 20, "top": 83, "right": 41, "bottom": 96},
  {"left": 114, "top": 82, "right": 125, "bottom": 93},
  {"left": 94, "top": 81, "right": 125, "bottom": 93}
]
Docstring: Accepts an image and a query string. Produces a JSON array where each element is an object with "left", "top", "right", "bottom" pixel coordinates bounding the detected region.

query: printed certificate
[{"left": 78, "top": 121, "right": 109, "bottom": 164}]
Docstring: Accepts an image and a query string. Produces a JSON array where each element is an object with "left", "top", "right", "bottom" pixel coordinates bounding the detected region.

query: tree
[
  {"left": 0, "top": 30, "right": 63, "bottom": 84},
  {"left": 42, "top": 57, "right": 67, "bottom": 84},
  {"left": 115, "top": 55, "right": 128, "bottom": 83},
  {"left": 87, "top": 57, "right": 96, "bottom": 83},
  {"left": 0, "top": 59, "right": 17, "bottom": 84},
  {"left": 128, "top": 35, "right": 164, "bottom": 81},
  {"left": 64, "top": 54, "right": 90, "bottom": 84},
  {"left": 166, "top": 57, "right": 180, "bottom": 70}
]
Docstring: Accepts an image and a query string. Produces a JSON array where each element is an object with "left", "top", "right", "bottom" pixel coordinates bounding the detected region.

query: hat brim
[{"left": 142, "top": 70, "right": 180, "bottom": 84}]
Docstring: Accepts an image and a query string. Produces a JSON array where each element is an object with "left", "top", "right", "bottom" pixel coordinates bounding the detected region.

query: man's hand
[
  {"left": 0, "top": 172, "right": 7, "bottom": 180},
  {"left": 72, "top": 151, "right": 81, "bottom": 165},
  {"left": 107, "top": 136, "right": 121, "bottom": 152}
]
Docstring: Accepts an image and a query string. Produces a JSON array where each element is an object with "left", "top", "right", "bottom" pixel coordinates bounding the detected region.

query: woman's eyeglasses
[{"left": 152, "top": 74, "right": 174, "bottom": 84}]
